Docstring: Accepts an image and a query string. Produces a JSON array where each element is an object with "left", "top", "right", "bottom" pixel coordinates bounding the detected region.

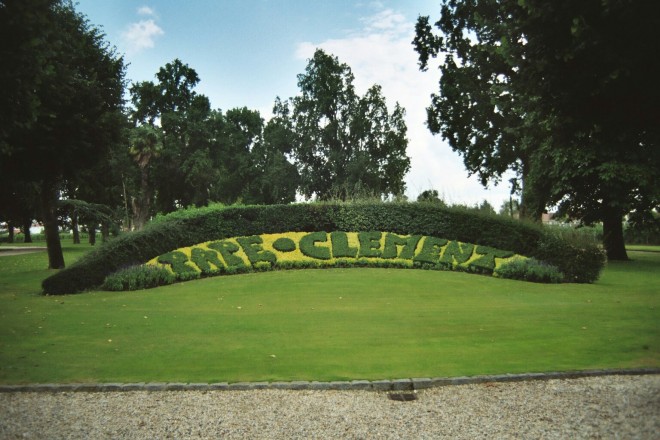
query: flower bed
[
  {"left": 102, "top": 231, "right": 532, "bottom": 290},
  {"left": 43, "top": 203, "right": 604, "bottom": 295}
]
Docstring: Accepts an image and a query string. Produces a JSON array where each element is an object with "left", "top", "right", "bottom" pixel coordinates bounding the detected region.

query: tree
[
  {"left": 0, "top": 178, "right": 40, "bottom": 243},
  {"left": 211, "top": 107, "right": 264, "bottom": 204},
  {"left": 475, "top": 200, "right": 496, "bottom": 216},
  {"left": 246, "top": 98, "right": 300, "bottom": 205},
  {"left": 128, "top": 59, "right": 301, "bottom": 211},
  {"left": 499, "top": 198, "right": 521, "bottom": 219},
  {"left": 0, "top": 0, "right": 125, "bottom": 268},
  {"left": 278, "top": 49, "right": 410, "bottom": 200},
  {"left": 129, "top": 125, "right": 163, "bottom": 230},
  {"left": 130, "top": 59, "right": 213, "bottom": 212},
  {"left": 413, "top": 0, "right": 659, "bottom": 260},
  {"left": 416, "top": 189, "right": 445, "bottom": 206}
]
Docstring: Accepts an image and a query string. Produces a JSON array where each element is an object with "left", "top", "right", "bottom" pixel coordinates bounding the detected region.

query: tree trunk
[
  {"left": 121, "top": 173, "right": 131, "bottom": 231},
  {"left": 602, "top": 206, "right": 628, "bottom": 261},
  {"left": 71, "top": 208, "right": 80, "bottom": 244},
  {"left": 88, "top": 224, "right": 96, "bottom": 246},
  {"left": 40, "top": 182, "right": 65, "bottom": 269},
  {"left": 101, "top": 221, "right": 109, "bottom": 243},
  {"left": 132, "top": 167, "right": 151, "bottom": 231},
  {"left": 7, "top": 222, "right": 15, "bottom": 243},
  {"left": 520, "top": 186, "right": 544, "bottom": 222},
  {"left": 519, "top": 161, "right": 543, "bottom": 222},
  {"left": 22, "top": 218, "right": 32, "bottom": 243}
]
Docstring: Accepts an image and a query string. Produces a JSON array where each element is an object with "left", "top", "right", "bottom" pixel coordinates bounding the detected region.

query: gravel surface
[
  {"left": 1, "top": 374, "right": 658, "bottom": 439},
  {"left": 0, "top": 247, "right": 46, "bottom": 257}
]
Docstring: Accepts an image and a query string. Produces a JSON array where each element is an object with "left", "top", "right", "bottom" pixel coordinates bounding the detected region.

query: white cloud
[
  {"left": 295, "top": 8, "right": 513, "bottom": 206},
  {"left": 121, "top": 18, "right": 164, "bottom": 55},
  {"left": 137, "top": 6, "right": 156, "bottom": 17},
  {"left": 360, "top": 9, "right": 409, "bottom": 35}
]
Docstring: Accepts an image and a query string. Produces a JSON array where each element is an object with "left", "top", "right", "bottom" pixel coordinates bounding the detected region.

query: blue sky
[{"left": 76, "top": 0, "right": 513, "bottom": 207}]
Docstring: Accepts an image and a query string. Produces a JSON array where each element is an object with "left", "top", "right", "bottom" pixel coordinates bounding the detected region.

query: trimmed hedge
[
  {"left": 42, "top": 202, "right": 605, "bottom": 294},
  {"left": 134, "top": 232, "right": 526, "bottom": 289}
]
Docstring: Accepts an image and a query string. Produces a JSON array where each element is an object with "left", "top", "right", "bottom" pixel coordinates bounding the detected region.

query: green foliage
[
  {"left": 357, "top": 231, "right": 382, "bottom": 258},
  {"left": 101, "top": 265, "right": 175, "bottom": 291},
  {"left": 413, "top": 1, "right": 659, "bottom": 259},
  {"left": 277, "top": 49, "right": 410, "bottom": 200},
  {"left": 42, "top": 202, "right": 606, "bottom": 294},
  {"left": 470, "top": 246, "right": 515, "bottom": 273},
  {"left": 272, "top": 237, "right": 297, "bottom": 252},
  {"left": 236, "top": 235, "right": 276, "bottom": 265},
  {"left": 382, "top": 233, "right": 419, "bottom": 259},
  {"left": 1, "top": 0, "right": 127, "bottom": 269},
  {"left": 413, "top": 236, "right": 448, "bottom": 264},
  {"left": 299, "top": 231, "right": 332, "bottom": 260},
  {"left": 495, "top": 258, "right": 564, "bottom": 284},
  {"left": 534, "top": 232, "right": 605, "bottom": 283},
  {"left": 190, "top": 247, "right": 225, "bottom": 275},
  {"left": 440, "top": 241, "right": 475, "bottom": 266},
  {"left": 416, "top": 189, "right": 445, "bottom": 205},
  {"left": 625, "top": 212, "right": 660, "bottom": 245},
  {"left": 157, "top": 251, "right": 198, "bottom": 276},
  {"left": 207, "top": 240, "right": 247, "bottom": 269},
  {"left": 128, "top": 59, "right": 297, "bottom": 216},
  {"left": 330, "top": 231, "right": 358, "bottom": 258}
]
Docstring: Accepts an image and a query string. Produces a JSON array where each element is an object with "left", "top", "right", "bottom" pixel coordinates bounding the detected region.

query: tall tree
[
  {"left": 130, "top": 59, "right": 219, "bottom": 212},
  {"left": 414, "top": 0, "right": 659, "bottom": 260},
  {"left": 278, "top": 49, "right": 410, "bottom": 200},
  {"left": 209, "top": 107, "right": 263, "bottom": 204},
  {"left": 128, "top": 125, "right": 163, "bottom": 230},
  {"left": 0, "top": 0, "right": 125, "bottom": 268},
  {"left": 246, "top": 99, "right": 300, "bottom": 205}
]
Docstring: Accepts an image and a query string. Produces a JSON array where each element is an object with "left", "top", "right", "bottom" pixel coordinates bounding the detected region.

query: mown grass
[
  {"left": 626, "top": 245, "right": 660, "bottom": 253},
  {"left": 0, "top": 243, "right": 658, "bottom": 384}
]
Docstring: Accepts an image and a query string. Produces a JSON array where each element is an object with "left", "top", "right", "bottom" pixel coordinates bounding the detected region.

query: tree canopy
[
  {"left": 414, "top": 0, "right": 659, "bottom": 260},
  {"left": 276, "top": 49, "right": 410, "bottom": 200},
  {"left": 0, "top": 0, "right": 126, "bottom": 267}
]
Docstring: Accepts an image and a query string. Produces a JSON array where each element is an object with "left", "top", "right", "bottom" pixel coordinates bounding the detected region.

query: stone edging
[{"left": 1, "top": 368, "right": 658, "bottom": 393}]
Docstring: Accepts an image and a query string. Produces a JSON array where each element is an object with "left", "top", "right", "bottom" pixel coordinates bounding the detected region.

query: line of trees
[
  {"left": 2, "top": 0, "right": 657, "bottom": 268},
  {"left": 0, "top": 1, "right": 410, "bottom": 269},
  {"left": 413, "top": 0, "right": 659, "bottom": 260}
]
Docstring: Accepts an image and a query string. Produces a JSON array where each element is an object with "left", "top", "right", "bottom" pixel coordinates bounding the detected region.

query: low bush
[
  {"left": 42, "top": 202, "right": 606, "bottom": 294},
  {"left": 101, "top": 265, "right": 175, "bottom": 291},
  {"left": 494, "top": 257, "right": 564, "bottom": 284},
  {"left": 533, "top": 233, "right": 605, "bottom": 283}
]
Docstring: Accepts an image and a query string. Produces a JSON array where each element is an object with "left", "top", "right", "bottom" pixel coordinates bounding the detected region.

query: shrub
[
  {"left": 494, "top": 258, "right": 564, "bottom": 284},
  {"left": 330, "top": 231, "right": 358, "bottom": 258},
  {"left": 532, "top": 233, "right": 605, "bottom": 283},
  {"left": 42, "top": 202, "right": 606, "bottom": 294},
  {"left": 273, "top": 237, "right": 296, "bottom": 252},
  {"left": 357, "top": 231, "right": 382, "bottom": 258},
  {"left": 139, "top": 231, "right": 526, "bottom": 291},
  {"left": 102, "top": 265, "right": 175, "bottom": 291},
  {"left": 299, "top": 231, "right": 332, "bottom": 260}
]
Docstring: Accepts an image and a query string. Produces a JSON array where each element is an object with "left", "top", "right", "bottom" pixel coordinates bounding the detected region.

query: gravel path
[
  {"left": 1, "top": 374, "right": 658, "bottom": 439},
  {"left": 0, "top": 247, "right": 46, "bottom": 257}
]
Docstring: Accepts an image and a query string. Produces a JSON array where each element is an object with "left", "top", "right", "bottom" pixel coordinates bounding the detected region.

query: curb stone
[{"left": 1, "top": 368, "right": 658, "bottom": 393}]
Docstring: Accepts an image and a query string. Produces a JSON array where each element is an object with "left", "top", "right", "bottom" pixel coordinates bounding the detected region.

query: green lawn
[
  {"left": 626, "top": 245, "right": 660, "bottom": 253},
  {"left": 0, "top": 243, "right": 658, "bottom": 384}
]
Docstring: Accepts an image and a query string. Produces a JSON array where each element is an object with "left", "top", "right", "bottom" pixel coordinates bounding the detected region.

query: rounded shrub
[{"left": 494, "top": 258, "right": 565, "bottom": 284}]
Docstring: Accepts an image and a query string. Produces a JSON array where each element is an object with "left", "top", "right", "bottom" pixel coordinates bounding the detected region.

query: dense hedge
[
  {"left": 110, "top": 231, "right": 525, "bottom": 290},
  {"left": 42, "top": 202, "right": 605, "bottom": 294}
]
